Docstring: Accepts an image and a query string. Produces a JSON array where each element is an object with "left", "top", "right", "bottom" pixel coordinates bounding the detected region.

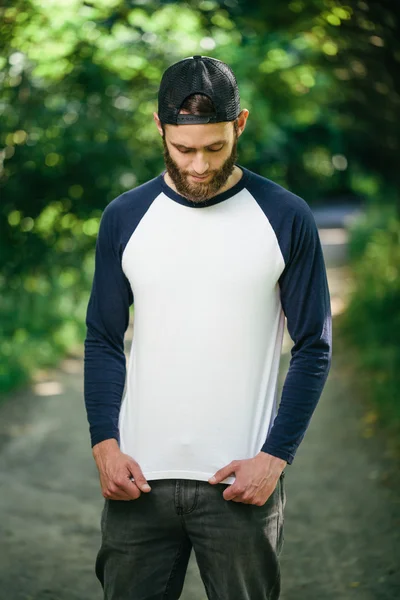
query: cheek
[
  {"left": 172, "top": 152, "right": 191, "bottom": 170},
  {"left": 214, "top": 150, "right": 231, "bottom": 166}
]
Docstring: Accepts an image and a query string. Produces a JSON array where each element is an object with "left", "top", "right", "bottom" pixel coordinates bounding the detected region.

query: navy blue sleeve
[
  {"left": 260, "top": 199, "right": 332, "bottom": 464},
  {"left": 83, "top": 201, "right": 133, "bottom": 448}
]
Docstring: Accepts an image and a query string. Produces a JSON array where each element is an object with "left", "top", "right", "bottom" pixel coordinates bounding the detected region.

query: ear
[
  {"left": 153, "top": 112, "right": 164, "bottom": 137},
  {"left": 236, "top": 109, "right": 249, "bottom": 137}
]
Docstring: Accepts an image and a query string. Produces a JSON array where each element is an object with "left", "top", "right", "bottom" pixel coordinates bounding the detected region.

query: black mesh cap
[{"left": 158, "top": 55, "right": 241, "bottom": 125}]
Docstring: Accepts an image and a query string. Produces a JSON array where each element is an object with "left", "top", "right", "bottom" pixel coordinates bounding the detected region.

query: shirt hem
[{"left": 142, "top": 469, "right": 236, "bottom": 484}]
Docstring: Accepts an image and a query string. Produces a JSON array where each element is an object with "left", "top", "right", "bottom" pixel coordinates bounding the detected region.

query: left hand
[{"left": 208, "top": 452, "right": 287, "bottom": 506}]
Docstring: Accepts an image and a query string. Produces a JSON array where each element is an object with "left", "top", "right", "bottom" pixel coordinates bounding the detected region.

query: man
[{"left": 84, "top": 55, "right": 332, "bottom": 600}]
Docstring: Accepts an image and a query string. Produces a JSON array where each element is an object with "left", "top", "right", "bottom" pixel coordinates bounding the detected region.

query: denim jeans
[{"left": 95, "top": 471, "right": 286, "bottom": 600}]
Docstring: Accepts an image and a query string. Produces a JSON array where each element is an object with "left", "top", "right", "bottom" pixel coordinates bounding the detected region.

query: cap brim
[{"left": 176, "top": 114, "right": 218, "bottom": 124}]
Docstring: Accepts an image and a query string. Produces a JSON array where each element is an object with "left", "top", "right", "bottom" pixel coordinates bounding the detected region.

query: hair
[
  {"left": 161, "top": 93, "right": 239, "bottom": 136},
  {"left": 180, "top": 93, "right": 216, "bottom": 115}
]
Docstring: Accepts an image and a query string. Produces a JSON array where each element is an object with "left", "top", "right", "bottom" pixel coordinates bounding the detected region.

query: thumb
[{"left": 128, "top": 461, "right": 152, "bottom": 492}]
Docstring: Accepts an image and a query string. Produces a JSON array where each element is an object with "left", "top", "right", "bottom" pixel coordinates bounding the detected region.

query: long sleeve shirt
[{"left": 84, "top": 165, "right": 332, "bottom": 484}]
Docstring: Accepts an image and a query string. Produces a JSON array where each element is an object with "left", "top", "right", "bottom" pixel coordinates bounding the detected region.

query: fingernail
[
  {"left": 143, "top": 484, "right": 151, "bottom": 491},
  {"left": 209, "top": 476, "right": 216, "bottom": 483}
]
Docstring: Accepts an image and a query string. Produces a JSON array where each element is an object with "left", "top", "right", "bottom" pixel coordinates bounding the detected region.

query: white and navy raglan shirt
[{"left": 84, "top": 165, "right": 332, "bottom": 485}]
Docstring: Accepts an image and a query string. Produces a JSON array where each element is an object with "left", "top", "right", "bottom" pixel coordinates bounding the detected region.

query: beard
[{"left": 162, "top": 134, "right": 238, "bottom": 203}]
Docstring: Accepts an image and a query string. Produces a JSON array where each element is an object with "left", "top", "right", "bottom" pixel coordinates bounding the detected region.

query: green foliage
[
  {"left": 0, "top": 250, "right": 92, "bottom": 394},
  {"left": 1, "top": 0, "right": 400, "bottom": 393},
  {"left": 340, "top": 212, "right": 400, "bottom": 425},
  {"left": 0, "top": 277, "right": 88, "bottom": 393},
  {"left": 347, "top": 204, "right": 398, "bottom": 261}
]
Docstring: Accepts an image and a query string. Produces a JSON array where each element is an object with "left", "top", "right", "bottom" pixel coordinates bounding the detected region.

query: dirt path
[{"left": 1, "top": 227, "right": 399, "bottom": 600}]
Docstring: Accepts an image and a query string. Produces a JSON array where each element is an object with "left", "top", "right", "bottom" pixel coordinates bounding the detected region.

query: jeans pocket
[
  {"left": 277, "top": 473, "right": 286, "bottom": 555},
  {"left": 280, "top": 471, "right": 286, "bottom": 511},
  {"left": 100, "top": 499, "right": 109, "bottom": 534}
]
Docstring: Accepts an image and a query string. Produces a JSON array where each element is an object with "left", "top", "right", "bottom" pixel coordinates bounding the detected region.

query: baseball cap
[{"left": 157, "top": 55, "right": 241, "bottom": 125}]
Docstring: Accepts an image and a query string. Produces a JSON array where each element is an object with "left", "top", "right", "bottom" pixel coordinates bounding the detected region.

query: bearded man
[{"left": 84, "top": 55, "right": 332, "bottom": 600}]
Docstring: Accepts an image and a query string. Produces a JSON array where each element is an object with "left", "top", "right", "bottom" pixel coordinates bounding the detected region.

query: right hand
[{"left": 92, "top": 438, "right": 151, "bottom": 501}]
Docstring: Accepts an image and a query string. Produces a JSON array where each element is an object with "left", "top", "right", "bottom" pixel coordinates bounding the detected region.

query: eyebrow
[{"left": 171, "top": 140, "right": 226, "bottom": 150}]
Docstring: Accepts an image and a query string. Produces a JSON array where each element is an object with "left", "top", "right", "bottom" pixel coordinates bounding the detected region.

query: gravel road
[{"left": 1, "top": 220, "right": 399, "bottom": 600}]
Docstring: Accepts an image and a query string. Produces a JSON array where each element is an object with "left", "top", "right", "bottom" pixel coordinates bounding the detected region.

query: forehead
[{"left": 165, "top": 121, "right": 232, "bottom": 147}]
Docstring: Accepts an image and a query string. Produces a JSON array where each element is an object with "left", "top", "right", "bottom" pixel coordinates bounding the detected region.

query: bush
[
  {"left": 340, "top": 210, "right": 400, "bottom": 426},
  {"left": 0, "top": 257, "right": 92, "bottom": 396},
  {"left": 347, "top": 204, "right": 398, "bottom": 261}
]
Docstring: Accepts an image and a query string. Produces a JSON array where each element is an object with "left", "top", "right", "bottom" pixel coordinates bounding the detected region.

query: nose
[{"left": 191, "top": 152, "right": 209, "bottom": 175}]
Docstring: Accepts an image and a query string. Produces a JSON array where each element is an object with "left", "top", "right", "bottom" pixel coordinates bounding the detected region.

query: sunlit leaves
[
  {"left": 7, "top": 210, "right": 22, "bottom": 226},
  {"left": 303, "top": 146, "right": 334, "bottom": 177},
  {"left": 322, "top": 40, "right": 338, "bottom": 55},
  {"left": 279, "top": 65, "right": 317, "bottom": 94},
  {"left": 211, "top": 11, "right": 234, "bottom": 29},
  {"left": 13, "top": 130, "right": 28, "bottom": 144},
  {"left": 45, "top": 152, "right": 61, "bottom": 167},
  {"left": 260, "top": 48, "right": 297, "bottom": 74},
  {"left": 292, "top": 104, "right": 321, "bottom": 126},
  {"left": 34, "top": 202, "right": 63, "bottom": 234},
  {"left": 326, "top": 13, "right": 341, "bottom": 26},
  {"left": 332, "top": 6, "right": 352, "bottom": 20}
]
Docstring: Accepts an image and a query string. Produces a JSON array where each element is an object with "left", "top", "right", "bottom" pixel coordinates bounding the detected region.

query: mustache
[{"left": 188, "top": 171, "right": 213, "bottom": 177}]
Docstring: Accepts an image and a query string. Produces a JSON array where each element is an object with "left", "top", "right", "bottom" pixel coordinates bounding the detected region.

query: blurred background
[{"left": 0, "top": 1, "right": 399, "bottom": 599}]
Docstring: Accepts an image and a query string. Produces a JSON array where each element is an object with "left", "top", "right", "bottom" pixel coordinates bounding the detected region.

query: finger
[
  {"left": 106, "top": 471, "right": 142, "bottom": 500},
  {"left": 113, "top": 474, "right": 143, "bottom": 500},
  {"left": 223, "top": 485, "right": 240, "bottom": 501},
  {"left": 209, "top": 462, "right": 236, "bottom": 484},
  {"left": 103, "top": 487, "right": 134, "bottom": 501},
  {"left": 128, "top": 463, "right": 152, "bottom": 493}
]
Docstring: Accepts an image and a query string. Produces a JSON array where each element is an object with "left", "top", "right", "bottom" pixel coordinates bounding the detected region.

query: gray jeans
[{"left": 95, "top": 471, "right": 286, "bottom": 600}]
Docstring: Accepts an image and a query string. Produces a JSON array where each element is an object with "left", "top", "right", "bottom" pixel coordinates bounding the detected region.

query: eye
[
  {"left": 207, "top": 145, "right": 224, "bottom": 152},
  {"left": 177, "top": 147, "right": 193, "bottom": 154}
]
